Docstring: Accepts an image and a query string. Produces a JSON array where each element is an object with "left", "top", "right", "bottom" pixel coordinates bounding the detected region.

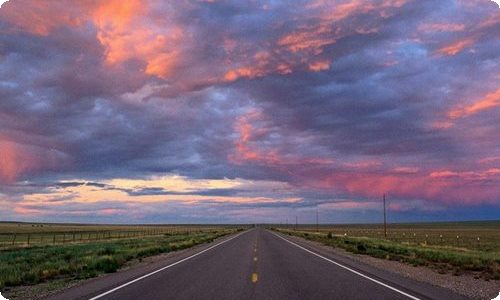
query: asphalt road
[{"left": 46, "top": 228, "right": 470, "bottom": 300}]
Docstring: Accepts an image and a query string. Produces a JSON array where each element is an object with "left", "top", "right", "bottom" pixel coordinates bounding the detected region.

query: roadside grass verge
[
  {"left": 0, "top": 229, "right": 241, "bottom": 291},
  {"left": 273, "top": 229, "right": 500, "bottom": 280}
]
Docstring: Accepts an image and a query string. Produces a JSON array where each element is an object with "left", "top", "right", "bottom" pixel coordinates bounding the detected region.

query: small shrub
[
  {"left": 357, "top": 244, "right": 367, "bottom": 252},
  {"left": 98, "top": 247, "right": 116, "bottom": 255},
  {"left": 92, "top": 256, "right": 120, "bottom": 273}
]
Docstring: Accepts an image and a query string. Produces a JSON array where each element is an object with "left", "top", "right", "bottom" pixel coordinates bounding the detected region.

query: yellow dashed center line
[
  {"left": 251, "top": 234, "right": 259, "bottom": 284},
  {"left": 251, "top": 273, "right": 258, "bottom": 283}
]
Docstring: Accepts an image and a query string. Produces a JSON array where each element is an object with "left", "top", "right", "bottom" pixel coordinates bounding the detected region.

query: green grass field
[
  {"left": 0, "top": 223, "right": 247, "bottom": 295},
  {"left": 272, "top": 221, "right": 500, "bottom": 280}
]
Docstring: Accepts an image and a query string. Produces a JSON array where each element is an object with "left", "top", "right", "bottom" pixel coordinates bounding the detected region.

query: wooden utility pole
[
  {"left": 316, "top": 210, "right": 319, "bottom": 232},
  {"left": 383, "top": 193, "right": 387, "bottom": 238}
]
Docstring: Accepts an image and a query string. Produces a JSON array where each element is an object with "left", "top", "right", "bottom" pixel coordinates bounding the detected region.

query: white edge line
[
  {"left": 89, "top": 230, "right": 248, "bottom": 300},
  {"left": 271, "top": 231, "right": 421, "bottom": 300}
]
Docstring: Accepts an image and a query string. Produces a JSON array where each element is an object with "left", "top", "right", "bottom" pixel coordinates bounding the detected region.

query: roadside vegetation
[
  {"left": 273, "top": 226, "right": 500, "bottom": 280},
  {"left": 0, "top": 226, "right": 244, "bottom": 293}
]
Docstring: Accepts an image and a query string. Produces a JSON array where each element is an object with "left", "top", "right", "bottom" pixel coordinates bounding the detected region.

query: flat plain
[{"left": 1, "top": 221, "right": 498, "bottom": 300}]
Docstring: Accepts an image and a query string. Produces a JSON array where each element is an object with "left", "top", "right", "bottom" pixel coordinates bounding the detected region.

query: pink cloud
[
  {"left": 0, "top": 135, "right": 70, "bottom": 184},
  {"left": 448, "top": 89, "right": 500, "bottom": 119},
  {"left": 0, "top": 139, "right": 37, "bottom": 183},
  {"left": 437, "top": 38, "right": 475, "bottom": 56},
  {"left": 298, "top": 167, "right": 499, "bottom": 206},
  {"left": 418, "top": 23, "right": 466, "bottom": 33},
  {"left": 229, "top": 109, "right": 282, "bottom": 165}
]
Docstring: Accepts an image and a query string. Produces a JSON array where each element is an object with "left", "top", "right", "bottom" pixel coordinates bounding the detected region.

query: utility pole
[
  {"left": 383, "top": 193, "right": 387, "bottom": 238},
  {"left": 316, "top": 209, "right": 319, "bottom": 232},
  {"left": 295, "top": 215, "right": 298, "bottom": 230}
]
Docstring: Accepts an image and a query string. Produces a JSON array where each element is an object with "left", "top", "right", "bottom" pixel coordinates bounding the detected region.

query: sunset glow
[{"left": 0, "top": 0, "right": 498, "bottom": 223}]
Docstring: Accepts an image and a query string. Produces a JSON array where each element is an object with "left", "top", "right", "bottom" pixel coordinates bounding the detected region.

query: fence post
[
  {"left": 27, "top": 234, "right": 30, "bottom": 245},
  {"left": 12, "top": 233, "right": 17, "bottom": 245},
  {"left": 53, "top": 234, "right": 56, "bottom": 244}
]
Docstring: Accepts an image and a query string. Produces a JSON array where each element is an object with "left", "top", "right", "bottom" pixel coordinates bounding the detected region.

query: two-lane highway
[{"left": 46, "top": 228, "right": 470, "bottom": 300}]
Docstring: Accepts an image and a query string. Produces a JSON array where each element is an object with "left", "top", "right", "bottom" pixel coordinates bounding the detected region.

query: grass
[
  {"left": 0, "top": 228, "right": 243, "bottom": 292},
  {"left": 273, "top": 227, "right": 500, "bottom": 280}
]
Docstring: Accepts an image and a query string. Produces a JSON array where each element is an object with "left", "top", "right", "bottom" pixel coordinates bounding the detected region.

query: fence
[{"left": 0, "top": 226, "right": 240, "bottom": 248}]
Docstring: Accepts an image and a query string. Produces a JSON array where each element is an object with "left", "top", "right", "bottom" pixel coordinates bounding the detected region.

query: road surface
[{"left": 45, "top": 228, "right": 470, "bottom": 300}]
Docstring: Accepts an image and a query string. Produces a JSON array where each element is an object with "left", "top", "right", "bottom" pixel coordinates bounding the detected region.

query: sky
[{"left": 0, "top": 0, "right": 499, "bottom": 224}]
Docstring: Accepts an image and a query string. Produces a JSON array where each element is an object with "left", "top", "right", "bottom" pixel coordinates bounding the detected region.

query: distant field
[
  {"left": 277, "top": 220, "right": 500, "bottom": 252},
  {"left": 0, "top": 222, "right": 245, "bottom": 248},
  {"left": 272, "top": 221, "right": 500, "bottom": 280}
]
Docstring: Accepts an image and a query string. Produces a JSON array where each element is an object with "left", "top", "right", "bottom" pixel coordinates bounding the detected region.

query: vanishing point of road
[{"left": 45, "top": 228, "right": 470, "bottom": 300}]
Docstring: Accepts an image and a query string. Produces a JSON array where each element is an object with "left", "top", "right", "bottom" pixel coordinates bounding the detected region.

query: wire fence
[{"left": 0, "top": 226, "right": 243, "bottom": 248}]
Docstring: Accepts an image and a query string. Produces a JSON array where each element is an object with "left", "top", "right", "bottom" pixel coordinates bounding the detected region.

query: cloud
[
  {"left": 0, "top": 0, "right": 498, "bottom": 223},
  {"left": 448, "top": 89, "right": 500, "bottom": 119}
]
